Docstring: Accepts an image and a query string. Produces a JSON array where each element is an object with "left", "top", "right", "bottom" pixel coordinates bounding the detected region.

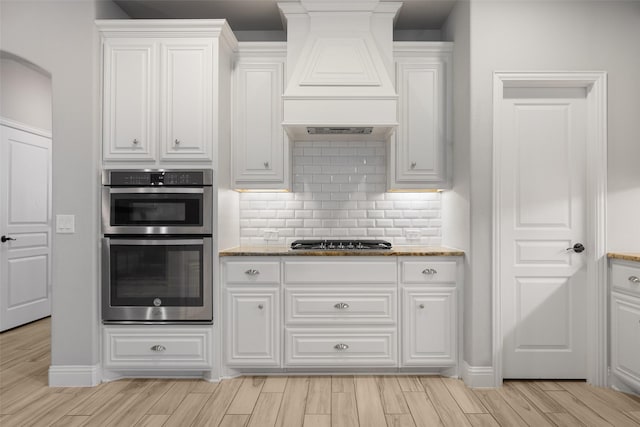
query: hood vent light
[{"left": 307, "top": 127, "right": 373, "bottom": 135}]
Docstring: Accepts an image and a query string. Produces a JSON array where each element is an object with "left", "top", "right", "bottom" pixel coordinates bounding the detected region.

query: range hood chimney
[{"left": 278, "top": 0, "right": 401, "bottom": 141}]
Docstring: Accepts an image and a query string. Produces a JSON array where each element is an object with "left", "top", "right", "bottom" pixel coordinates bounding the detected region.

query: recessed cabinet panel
[
  {"left": 160, "top": 40, "right": 213, "bottom": 161},
  {"left": 232, "top": 56, "right": 288, "bottom": 190},
  {"left": 285, "top": 328, "right": 397, "bottom": 367},
  {"left": 610, "top": 292, "right": 640, "bottom": 390},
  {"left": 402, "top": 288, "right": 456, "bottom": 366},
  {"left": 103, "top": 326, "right": 212, "bottom": 370},
  {"left": 224, "top": 288, "right": 280, "bottom": 367},
  {"left": 103, "top": 40, "right": 156, "bottom": 161},
  {"left": 389, "top": 44, "right": 452, "bottom": 191},
  {"left": 285, "top": 287, "right": 396, "bottom": 324}
]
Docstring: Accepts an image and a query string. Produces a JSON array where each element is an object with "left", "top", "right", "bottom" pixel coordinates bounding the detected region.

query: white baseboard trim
[
  {"left": 461, "top": 361, "right": 496, "bottom": 388},
  {"left": 49, "top": 364, "right": 101, "bottom": 387}
]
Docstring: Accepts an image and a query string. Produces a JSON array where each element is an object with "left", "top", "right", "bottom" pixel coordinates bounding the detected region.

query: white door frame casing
[{"left": 492, "top": 71, "right": 608, "bottom": 387}]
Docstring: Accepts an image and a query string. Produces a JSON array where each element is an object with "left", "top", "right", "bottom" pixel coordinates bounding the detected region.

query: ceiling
[{"left": 113, "top": 0, "right": 457, "bottom": 31}]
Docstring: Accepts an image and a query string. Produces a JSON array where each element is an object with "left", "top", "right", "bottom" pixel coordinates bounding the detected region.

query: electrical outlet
[
  {"left": 263, "top": 229, "right": 279, "bottom": 241},
  {"left": 405, "top": 229, "right": 421, "bottom": 240}
]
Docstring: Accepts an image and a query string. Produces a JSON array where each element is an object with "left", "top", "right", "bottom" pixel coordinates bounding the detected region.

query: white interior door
[
  {"left": 499, "top": 87, "right": 588, "bottom": 379},
  {"left": 0, "top": 124, "right": 52, "bottom": 332}
]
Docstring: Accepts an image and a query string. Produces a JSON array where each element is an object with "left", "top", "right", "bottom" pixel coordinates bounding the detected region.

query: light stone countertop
[
  {"left": 219, "top": 245, "right": 464, "bottom": 257},
  {"left": 608, "top": 252, "right": 640, "bottom": 263}
]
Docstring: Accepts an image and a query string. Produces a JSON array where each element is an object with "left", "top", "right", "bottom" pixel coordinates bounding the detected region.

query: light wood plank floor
[{"left": 2, "top": 318, "right": 640, "bottom": 426}]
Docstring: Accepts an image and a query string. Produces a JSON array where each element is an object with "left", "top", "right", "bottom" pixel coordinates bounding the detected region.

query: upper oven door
[{"left": 102, "top": 187, "right": 212, "bottom": 235}]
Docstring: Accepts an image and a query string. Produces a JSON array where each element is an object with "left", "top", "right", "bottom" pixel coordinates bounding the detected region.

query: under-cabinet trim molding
[
  {"left": 461, "top": 361, "right": 496, "bottom": 388},
  {"left": 48, "top": 364, "right": 101, "bottom": 387}
]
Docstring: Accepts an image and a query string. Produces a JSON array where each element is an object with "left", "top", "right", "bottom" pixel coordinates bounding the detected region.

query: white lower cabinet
[
  {"left": 401, "top": 288, "right": 456, "bottom": 366},
  {"left": 224, "top": 287, "right": 280, "bottom": 367},
  {"left": 399, "top": 258, "right": 459, "bottom": 368},
  {"left": 221, "top": 255, "right": 461, "bottom": 372},
  {"left": 222, "top": 258, "right": 281, "bottom": 367},
  {"left": 103, "top": 326, "right": 212, "bottom": 370},
  {"left": 609, "top": 259, "right": 640, "bottom": 392}
]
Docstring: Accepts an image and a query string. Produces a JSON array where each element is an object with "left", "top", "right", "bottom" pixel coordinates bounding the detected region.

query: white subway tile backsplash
[{"left": 239, "top": 140, "right": 442, "bottom": 246}]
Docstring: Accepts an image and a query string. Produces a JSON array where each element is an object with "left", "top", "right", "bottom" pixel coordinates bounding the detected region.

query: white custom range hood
[{"left": 278, "top": 0, "right": 401, "bottom": 140}]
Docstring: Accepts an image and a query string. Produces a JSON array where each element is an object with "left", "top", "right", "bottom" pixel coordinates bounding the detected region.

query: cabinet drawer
[
  {"left": 284, "top": 260, "right": 396, "bottom": 284},
  {"left": 285, "top": 288, "right": 396, "bottom": 324},
  {"left": 401, "top": 260, "right": 457, "bottom": 284},
  {"left": 611, "top": 262, "right": 640, "bottom": 297},
  {"left": 103, "top": 327, "right": 211, "bottom": 369},
  {"left": 284, "top": 328, "right": 397, "bottom": 367},
  {"left": 225, "top": 261, "right": 280, "bottom": 284}
]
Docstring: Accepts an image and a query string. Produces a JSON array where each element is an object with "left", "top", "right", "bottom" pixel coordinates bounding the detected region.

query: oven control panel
[{"left": 104, "top": 170, "right": 212, "bottom": 186}]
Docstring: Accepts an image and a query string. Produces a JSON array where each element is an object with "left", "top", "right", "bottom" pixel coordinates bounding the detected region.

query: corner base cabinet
[
  {"left": 609, "top": 258, "right": 640, "bottom": 393},
  {"left": 221, "top": 255, "right": 462, "bottom": 373}
]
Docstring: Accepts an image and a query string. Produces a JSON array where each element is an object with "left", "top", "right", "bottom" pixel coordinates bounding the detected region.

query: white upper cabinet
[
  {"left": 102, "top": 39, "right": 156, "bottom": 161},
  {"left": 388, "top": 43, "right": 452, "bottom": 191},
  {"left": 160, "top": 39, "right": 213, "bottom": 161},
  {"left": 98, "top": 20, "right": 237, "bottom": 164},
  {"left": 232, "top": 44, "right": 289, "bottom": 190}
]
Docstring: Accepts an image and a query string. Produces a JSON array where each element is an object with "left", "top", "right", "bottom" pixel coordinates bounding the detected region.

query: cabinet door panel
[
  {"left": 224, "top": 288, "right": 280, "bottom": 367},
  {"left": 402, "top": 287, "right": 456, "bottom": 366},
  {"left": 160, "top": 39, "right": 213, "bottom": 161},
  {"left": 611, "top": 292, "right": 640, "bottom": 388},
  {"left": 389, "top": 47, "right": 451, "bottom": 191},
  {"left": 233, "top": 60, "right": 287, "bottom": 189},
  {"left": 394, "top": 62, "right": 445, "bottom": 185},
  {"left": 103, "top": 40, "right": 156, "bottom": 161}
]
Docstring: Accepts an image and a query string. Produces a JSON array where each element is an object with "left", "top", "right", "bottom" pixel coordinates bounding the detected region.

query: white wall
[
  {"left": 441, "top": 0, "right": 473, "bottom": 365},
  {"left": 0, "top": 0, "right": 124, "bottom": 376},
  {"left": 466, "top": 0, "right": 640, "bottom": 367},
  {"left": 0, "top": 53, "right": 52, "bottom": 131}
]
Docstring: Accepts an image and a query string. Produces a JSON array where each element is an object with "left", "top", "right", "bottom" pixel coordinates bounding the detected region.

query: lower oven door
[{"left": 102, "top": 237, "right": 212, "bottom": 323}]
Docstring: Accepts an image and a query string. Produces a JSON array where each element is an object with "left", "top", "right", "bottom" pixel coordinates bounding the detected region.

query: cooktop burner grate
[{"left": 290, "top": 239, "right": 392, "bottom": 250}]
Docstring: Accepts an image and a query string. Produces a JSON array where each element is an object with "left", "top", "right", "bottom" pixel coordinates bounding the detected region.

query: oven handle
[
  {"left": 107, "top": 239, "right": 207, "bottom": 246},
  {"left": 107, "top": 187, "right": 205, "bottom": 194}
]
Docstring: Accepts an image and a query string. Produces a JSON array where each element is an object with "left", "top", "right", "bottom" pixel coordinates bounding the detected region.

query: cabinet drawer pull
[
  {"left": 419, "top": 304, "right": 425, "bottom": 309},
  {"left": 334, "top": 343, "right": 349, "bottom": 350},
  {"left": 629, "top": 276, "right": 640, "bottom": 284},
  {"left": 132, "top": 138, "right": 139, "bottom": 145},
  {"left": 174, "top": 139, "right": 180, "bottom": 145},
  {"left": 410, "top": 161, "right": 417, "bottom": 169},
  {"left": 264, "top": 161, "right": 270, "bottom": 169},
  {"left": 150, "top": 345, "right": 166, "bottom": 352},
  {"left": 245, "top": 269, "right": 260, "bottom": 276},
  {"left": 258, "top": 304, "right": 264, "bottom": 310},
  {"left": 422, "top": 268, "right": 437, "bottom": 275},
  {"left": 334, "top": 302, "right": 350, "bottom": 309}
]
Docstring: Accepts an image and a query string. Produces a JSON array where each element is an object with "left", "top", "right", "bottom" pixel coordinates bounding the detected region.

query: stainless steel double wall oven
[{"left": 102, "top": 170, "right": 213, "bottom": 323}]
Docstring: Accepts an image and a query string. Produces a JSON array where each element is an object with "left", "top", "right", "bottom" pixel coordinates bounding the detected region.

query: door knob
[
  {"left": 566, "top": 243, "right": 585, "bottom": 253},
  {"left": 1, "top": 235, "right": 16, "bottom": 243}
]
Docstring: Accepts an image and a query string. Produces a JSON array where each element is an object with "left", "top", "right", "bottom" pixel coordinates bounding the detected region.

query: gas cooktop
[{"left": 290, "top": 239, "right": 392, "bottom": 251}]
